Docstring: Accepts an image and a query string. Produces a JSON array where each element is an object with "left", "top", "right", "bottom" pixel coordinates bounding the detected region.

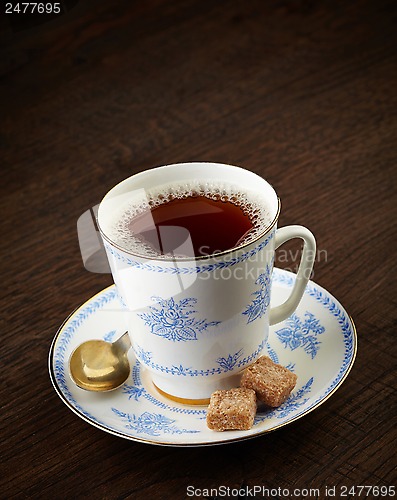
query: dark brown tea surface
[{"left": 126, "top": 195, "right": 254, "bottom": 257}]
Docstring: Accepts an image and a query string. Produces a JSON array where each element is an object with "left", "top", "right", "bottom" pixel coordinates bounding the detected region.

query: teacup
[{"left": 97, "top": 162, "right": 316, "bottom": 402}]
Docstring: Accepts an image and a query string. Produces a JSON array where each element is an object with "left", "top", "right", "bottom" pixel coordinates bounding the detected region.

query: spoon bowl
[{"left": 69, "top": 332, "right": 131, "bottom": 391}]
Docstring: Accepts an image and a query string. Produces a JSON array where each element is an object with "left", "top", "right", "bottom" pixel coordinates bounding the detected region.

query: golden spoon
[{"left": 69, "top": 332, "right": 131, "bottom": 391}]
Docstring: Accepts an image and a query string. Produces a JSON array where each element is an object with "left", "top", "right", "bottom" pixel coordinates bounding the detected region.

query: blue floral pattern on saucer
[
  {"left": 49, "top": 268, "right": 357, "bottom": 447},
  {"left": 275, "top": 312, "right": 325, "bottom": 359},
  {"left": 111, "top": 409, "right": 199, "bottom": 436}
]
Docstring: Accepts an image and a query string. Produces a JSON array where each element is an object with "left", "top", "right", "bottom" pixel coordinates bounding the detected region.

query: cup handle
[{"left": 269, "top": 225, "right": 316, "bottom": 326}]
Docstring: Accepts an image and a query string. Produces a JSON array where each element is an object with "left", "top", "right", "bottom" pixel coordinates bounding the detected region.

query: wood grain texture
[{"left": 1, "top": 0, "right": 396, "bottom": 498}]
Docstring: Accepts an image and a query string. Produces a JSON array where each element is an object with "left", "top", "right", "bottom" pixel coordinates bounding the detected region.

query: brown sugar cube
[
  {"left": 206, "top": 388, "right": 257, "bottom": 431},
  {"left": 241, "top": 356, "right": 297, "bottom": 407}
]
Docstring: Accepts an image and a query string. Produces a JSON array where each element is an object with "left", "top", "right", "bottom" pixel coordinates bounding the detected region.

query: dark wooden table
[{"left": 1, "top": 0, "right": 396, "bottom": 498}]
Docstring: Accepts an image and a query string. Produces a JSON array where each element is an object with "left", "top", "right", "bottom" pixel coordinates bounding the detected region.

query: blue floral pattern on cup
[
  {"left": 216, "top": 349, "right": 243, "bottom": 371},
  {"left": 242, "top": 265, "right": 271, "bottom": 323},
  {"left": 103, "top": 231, "right": 274, "bottom": 275},
  {"left": 133, "top": 342, "right": 266, "bottom": 377},
  {"left": 138, "top": 296, "right": 220, "bottom": 342}
]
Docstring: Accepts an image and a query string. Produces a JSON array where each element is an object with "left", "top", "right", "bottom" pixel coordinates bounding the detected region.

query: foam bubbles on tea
[{"left": 107, "top": 180, "right": 272, "bottom": 258}]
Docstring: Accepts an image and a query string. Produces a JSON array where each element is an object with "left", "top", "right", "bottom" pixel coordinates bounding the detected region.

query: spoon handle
[{"left": 114, "top": 331, "right": 131, "bottom": 352}]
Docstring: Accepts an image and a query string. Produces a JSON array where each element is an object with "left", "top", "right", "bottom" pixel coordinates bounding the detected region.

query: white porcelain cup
[{"left": 98, "top": 162, "right": 316, "bottom": 402}]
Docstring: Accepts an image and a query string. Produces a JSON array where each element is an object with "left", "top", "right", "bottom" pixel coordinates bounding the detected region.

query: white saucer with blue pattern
[{"left": 49, "top": 268, "right": 357, "bottom": 447}]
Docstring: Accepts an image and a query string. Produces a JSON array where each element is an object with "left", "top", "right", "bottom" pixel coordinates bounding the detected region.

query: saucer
[{"left": 49, "top": 268, "right": 357, "bottom": 447}]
